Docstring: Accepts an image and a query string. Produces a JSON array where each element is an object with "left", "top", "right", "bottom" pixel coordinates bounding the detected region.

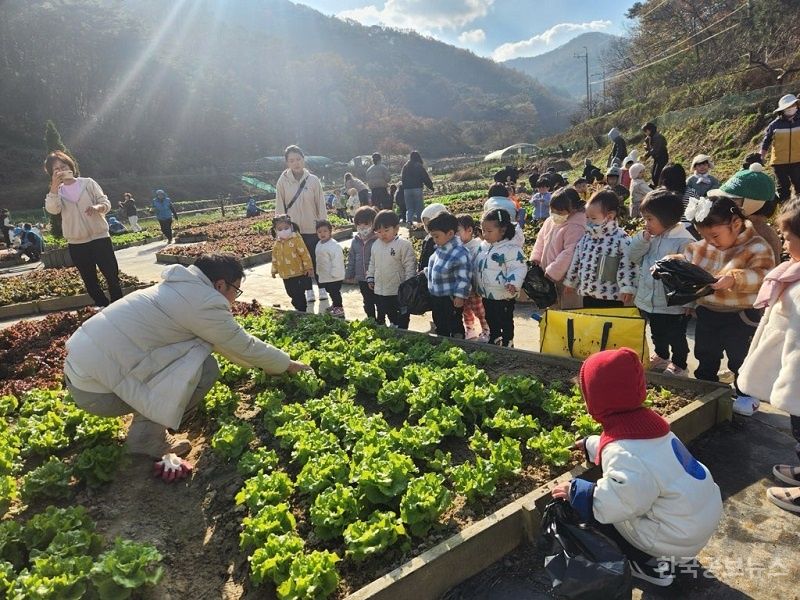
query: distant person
[
  {"left": 344, "top": 172, "right": 369, "bottom": 206},
  {"left": 493, "top": 165, "right": 521, "bottom": 184},
  {"left": 760, "top": 93, "right": 800, "bottom": 202},
  {"left": 400, "top": 150, "right": 434, "bottom": 226},
  {"left": 152, "top": 189, "right": 178, "bottom": 243},
  {"left": 658, "top": 163, "right": 690, "bottom": 209},
  {"left": 107, "top": 216, "right": 127, "bottom": 235},
  {"left": 642, "top": 121, "right": 669, "bottom": 186},
  {"left": 276, "top": 145, "right": 328, "bottom": 303},
  {"left": 393, "top": 183, "right": 406, "bottom": 222},
  {"left": 346, "top": 188, "right": 360, "bottom": 220},
  {"left": 527, "top": 165, "right": 540, "bottom": 189},
  {"left": 604, "top": 167, "right": 630, "bottom": 204},
  {"left": 685, "top": 154, "right": 720, "bottom": 198},
  {"left": 366, "top": 153, "right": 392, "bottom": 210},
  {"left": 63, "top": 252, "right": 310, "bottom": 458},
  {"left": 628, "top": 163, "right": 651, "bottom": 218},
  {"left": 246, "top": 196, "right": 266, "bottom": 217},
  {"left": 545, "top": 167, "right": 566, "bottom": 189},
  {"left": 607, "top": 127, "right": 628, "bottom": 167},
  {"left": 15, "top": 223, "right": 43, "bottom": 261},
  {"left": 530, "top": 181, "right": 551, "bottom": 221},
  {"left": 620, "top": 151, "right": 638, "bottom": 189},
  {"left": 1, "top": 209, "right": 12, "bottom": 247},
  {"left": 582, "top": 159, "right": 602, "bottom": 184},
  {"left": 44, "top": 151, "right": 123, "bottom": 306},
  {"left": 121, "top": 193, "right": 141, "bottom": 231}
]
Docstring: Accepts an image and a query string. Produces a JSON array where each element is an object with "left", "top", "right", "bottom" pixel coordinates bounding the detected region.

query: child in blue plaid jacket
[{"left": 425, "top": 212, "right": 472, "bottom": 338}]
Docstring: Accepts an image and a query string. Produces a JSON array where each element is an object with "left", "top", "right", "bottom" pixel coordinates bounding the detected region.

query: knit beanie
[
  {"left": 579, "top": 348, "right": 670, "bottom": 464},
  {"left": 707, "top": 163, "right": 775, "bottom": 216},
  {"left": 629, "top": 162, "right": 646, "bottom": 180}
]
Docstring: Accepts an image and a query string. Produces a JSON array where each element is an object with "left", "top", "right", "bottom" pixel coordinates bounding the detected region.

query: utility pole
[{"left": 575, "top": 46, "right": 591, "bottom": 118}]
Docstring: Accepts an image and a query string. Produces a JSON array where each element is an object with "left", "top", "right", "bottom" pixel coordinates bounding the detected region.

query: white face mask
[
  {"left": 357, "top": 226, "right": 373, "bottom": 238},
  {"left": 784, "top": 107, "right": 798, "bottom": 117},
  {"left": 551, "top": 213, "right": 568, "bottom": 225},
  {"left": 276, "top": 228, "right": 293, "bottom": 240}
]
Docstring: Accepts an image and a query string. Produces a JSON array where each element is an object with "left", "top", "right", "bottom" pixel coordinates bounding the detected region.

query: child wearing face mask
[
  {"left": 564, "top": 190, "right": 638, "bottom": 309},
  {"left": 345, "top": 206, "right": 379, "bottom": 320},
  {"left": 685, "top": 154, "right": 720, "bottom": 198},
  {"left": 271, "top": 214, "right": 314, "bottom": 313},
  {"left": 530, "top": 187, "right": 586, "bottom": 309},
  {"left": 675, "top": 197, "right": 775, "bottom": 415},
  {"left": 624, "top": 190, "right": 695, "bottom": 376}
]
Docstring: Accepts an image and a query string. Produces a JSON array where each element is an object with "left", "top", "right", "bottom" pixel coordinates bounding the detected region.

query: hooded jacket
[
  {"left": 607, "top": 128, "right": 628, "bottom": 167},
  {"left": 474, "top": 238, "right": 527, "bottom": 301},
  {"left": 44, "top": 177, "right": 111, "bottom": 244},
  {"left": 644, "top": 124, "right": 669, "bottom": 162},
  {"left": 276, "top": 168, "right": 327, "bottom": 234},
  {"left": 624, "top": 223, "right": 696, "bottom": 314},
  {"left": 64, "top": 265, "right": 291, "bottom": 429},
  {"left": 530, "top": 211, "right": 586, "bottom": 283}
]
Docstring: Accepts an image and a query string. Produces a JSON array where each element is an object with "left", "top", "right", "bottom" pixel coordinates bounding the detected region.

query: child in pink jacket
[{"left": 530, "top": 186, "right": 586, "bottom": 309}]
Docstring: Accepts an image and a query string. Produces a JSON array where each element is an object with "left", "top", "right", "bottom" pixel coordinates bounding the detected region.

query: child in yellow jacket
[{"left": 271, "top": 214, "right": 314, "bottom": 312}]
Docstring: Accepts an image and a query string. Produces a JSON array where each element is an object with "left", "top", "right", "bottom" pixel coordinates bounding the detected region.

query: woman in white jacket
[
  {"left": 64, "top": 253, "right": 310, "bottom": 459},
  {"left": 553, "top": 348, "right": 722, "bottom": 587},
  {"left": 43, "top": 151, "right": 123, "bottom": 307}
]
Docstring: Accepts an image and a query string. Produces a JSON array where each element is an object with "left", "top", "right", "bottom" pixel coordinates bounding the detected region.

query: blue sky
[{"left": 296, "top": 0, "right": 635, "bottom": 60}]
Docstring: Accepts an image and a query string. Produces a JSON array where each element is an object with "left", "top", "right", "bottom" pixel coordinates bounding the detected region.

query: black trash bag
[
  {"left": 539, "top": 500, "right": 632, "bottom": 600},
  {"left": 398, "top": 272, "right": 431, "bottom": 315},
  {"left": 652, "top": 257, "right": 718, "bottom": 306},
  {"left": 522, "top": 262, "right": 558, "bottom": 309}
]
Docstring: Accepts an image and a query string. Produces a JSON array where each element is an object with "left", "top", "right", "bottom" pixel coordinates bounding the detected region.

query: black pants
[
  {"left": 643, "top": 311, "right": 690, "bottom": 369},
  {"left": 791, "top": 415, "right": 800, "bottom": 461},
  {"left": 358, "top": 281, "right": 377, "bottom": 320},
  {"left": 430, "top": 295, "right": 465, "bottom": 338},
  {"left": 594, "top": 521, "right": 658, "bottom": 566},
  {"left": 375, "top": 294, "right": 409, "bottom": 329},
  {"left": 396, "top": 193, "right": 406, "bottom": 221},
  {"left": 300, "top": 233, "right": 319, "bottom": 292},
  {"left": 158, "top": 219, "right": 173, "bottom": 242},
  {"left": 371, "top": 187, "right": 391, "bottom": 210},
  {"left": 283, "top": 276, "right": 307, "bottom": 312},
  {"left": 321, "top": 280, "right": 343, "bottom": 307},
  {"left": 358, "top": 189, "right": 370, "bottom": 207},
  {"left": 652, "top": 158, "right": 668, "bottom": 186},
  {"left": 582, "top": 296, "right": 624, "bottom": 309},
  {"left": 483, "top": 298, "right": 515, "bottom": 346},
  {"left": 68, "top": 237, "right": 123, "bottom": 307},
  {"left": 694, "top": 306, "right": 761, "bottom": 392},
  {"left": 773, "top": 163, "right": 800, "bottom": 202}
]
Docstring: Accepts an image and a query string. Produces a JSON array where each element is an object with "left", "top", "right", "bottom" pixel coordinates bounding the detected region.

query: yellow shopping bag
[{"left": 539, "top": 307, "right": 650, "bottom": 366}]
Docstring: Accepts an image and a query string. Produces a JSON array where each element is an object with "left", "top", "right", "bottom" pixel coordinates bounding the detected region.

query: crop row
[{"left": 0, "top": 269, "right": 149, "bottom": 307}]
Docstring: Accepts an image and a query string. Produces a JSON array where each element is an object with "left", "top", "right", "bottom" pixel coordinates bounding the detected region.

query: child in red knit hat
[{"left": 552, "top": 348, "right": 722, "bottom": 587}]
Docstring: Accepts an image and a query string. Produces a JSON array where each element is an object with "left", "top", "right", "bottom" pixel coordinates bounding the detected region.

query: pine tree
[{"left": 43, "top": 120, "right": 73, "bottom": 239}]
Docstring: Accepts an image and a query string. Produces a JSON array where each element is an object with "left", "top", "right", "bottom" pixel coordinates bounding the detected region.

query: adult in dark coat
[
  {"left": 493, "top": 165, "right": 522, "bottom": 184},
  {"left": 642, "top": 122, "right": 669, "bottom": 187},
  {"left": 607, "top": 127, "right": 628, "bottom": 167}
]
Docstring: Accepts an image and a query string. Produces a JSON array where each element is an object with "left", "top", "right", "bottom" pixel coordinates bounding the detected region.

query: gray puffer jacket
[
  {"left": 624, "top": 224, "right": 696, "bottom": 314},
  {"left": 345, "top": 233, "right": 377, "bottom": 282}
]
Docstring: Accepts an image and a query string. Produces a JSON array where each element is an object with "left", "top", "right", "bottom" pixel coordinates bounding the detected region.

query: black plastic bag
[
  {"left": 539, "top": 500, "right": 632, "bottom": 600},
  {"left": 398, "top": 272, "right": 431, "bottom": 315},
  {"left": 651, "top": 257, "right": 718, "bottom": 306},
  {"left": 522, "top": 262, "right": 558, "bottom": 309}
]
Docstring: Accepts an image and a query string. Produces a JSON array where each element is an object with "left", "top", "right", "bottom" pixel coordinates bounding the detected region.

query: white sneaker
[
  {"left": 305, "top": 289, "right": 316, "bottom": 303},
  {"left": 318, "top": 288, "right": 329, "bottom": 301},
  {"left": 477, "top": 330, "right": 491, "bottom": 343},
  {"left": 719, "top": 369, "right": 735, "bottom": 384},
  {"left": 663, "top": 363, "right": 688, "bottom": 377},
  {"left": 732, "top": 395, "right": 759, "bottom": 417},
  {"left": 648, "top": 354, "right": 670, "bottom": 371},
  {"left": 629, "top": 558, "right": 675, "bottom": 587}
]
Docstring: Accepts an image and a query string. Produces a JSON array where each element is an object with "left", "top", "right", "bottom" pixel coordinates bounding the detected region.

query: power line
[
  {"left": 638, "top": 0, "right": 671, "bottom": 20},
  {"left": 591, "top": 21, "right": 741, "bottom": 85}
]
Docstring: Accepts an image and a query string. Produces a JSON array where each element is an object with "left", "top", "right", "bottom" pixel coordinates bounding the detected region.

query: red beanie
[{"left": 579, "top": 348, "right": 670, "bottom": 464}]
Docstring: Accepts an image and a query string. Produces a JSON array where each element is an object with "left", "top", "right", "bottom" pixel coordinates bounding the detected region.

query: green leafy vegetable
[
  {"left": 351, "top": 451, "right": 418, "bottom": 505},
  {"left": 449, "top": 458, "right": 498, "bottom": 502},
  {"left": 235, "top": 472, "right": 294, "bottom": 513},
  {"left": 527, "top": 426, "right": 576, "bottom": 467},
  {"left": 275, "top": 551, "right": 340, "bottom": 600},
  {"left": 20, "top": 456, "right": 73, "bottom": 503},
  {"left": 89, "top": 538, "right": 164, "bottom": 599},
  {"left": 343, "top": 511, "right": 406, "bottom": 562},
  {"left": 210, "top": 421, "right": 254, "bottom": 461},
  {"left": 240, "top": 503, "right": 296, "bottom": 550},
  {"left": 399, "top": 473, "right": 452, "bottom": 536},
  {"left": 237, "top": 447, "right": 281, "bottom": 477},
  {"left": 248, "top": 532, "right": 304, "bottom": 585},
  {"left": 309, "top": 483, "right": 360, "bottom": 540},
  {"left": 73, "top": 444, "right": 125, "bottom": 487}
]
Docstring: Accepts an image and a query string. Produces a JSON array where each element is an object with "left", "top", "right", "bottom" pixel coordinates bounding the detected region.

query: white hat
[
  {"left": 420, "top": 203, "right": 447, "bottom": 221},
  {"left": 691, "top": 154, "right": 714, "bottom": 169},
  {"left": 623, "top": 150, "right": 639, "bottom": 166},
  {"left": 774, "top": 94, "right": 798, "bottom": 113},
  {"left": 629, "top": 162, "right": 646, "bottom": 179}
]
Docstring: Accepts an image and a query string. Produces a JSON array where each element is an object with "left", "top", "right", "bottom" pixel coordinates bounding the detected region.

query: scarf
[{"left": 754, "top": 259, "right": 800, "bottom": 309}]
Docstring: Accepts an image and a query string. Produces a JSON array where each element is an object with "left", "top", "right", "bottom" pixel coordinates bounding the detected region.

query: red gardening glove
[{"left": 153, "top": 453, "right": 193, "bottom": 483}]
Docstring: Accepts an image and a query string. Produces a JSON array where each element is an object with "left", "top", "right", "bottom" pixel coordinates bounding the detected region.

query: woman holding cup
[{"left": 44, "top": 150, "right": 123, "bottom": 307}]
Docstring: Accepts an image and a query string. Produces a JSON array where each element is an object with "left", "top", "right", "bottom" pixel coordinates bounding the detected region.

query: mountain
[
  {"left": 0, "top": 0, "right": 573, "bottom": 194},
  {"left": 504, "top": 32, "right": 620, "bottom": 100}
]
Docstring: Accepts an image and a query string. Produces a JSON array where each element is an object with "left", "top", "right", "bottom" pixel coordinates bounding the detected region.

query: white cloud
[
  {"left": 338, "top": 0, "right": 493, "bottom": 32},
  {"left": 491, "top": 20, "right": 612, "bottom": 62},
  {"left": 458, "top": 28, "right": 486, "bottom": 45}
]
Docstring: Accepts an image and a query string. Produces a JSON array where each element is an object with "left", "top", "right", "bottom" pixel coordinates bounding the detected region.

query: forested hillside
[{"left": 0, "top": 0, "right": 571, "bottom": 192}]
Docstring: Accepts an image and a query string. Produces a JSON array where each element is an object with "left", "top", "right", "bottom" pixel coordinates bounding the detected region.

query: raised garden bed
[
  {"left": 40, "top": 234, "right": 164, "bottom": 268},
  {"left": 0, "top": 268, "right": 153, "bottom": 319},
  {"left": 0, "top": 305, "right": 730, "bottom": 600},
  {"left": 156, "top": 228, "right": 354, "bottom": 266}
]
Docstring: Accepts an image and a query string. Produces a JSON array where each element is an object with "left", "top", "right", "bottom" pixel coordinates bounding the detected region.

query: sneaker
[
  {"left": 318, "top": 288, "right": 329, "bottom": 301},
  {"left": 305, "top": 289, "right": 316, "bottom": 303},
  {"left": 330, "top": 306, "right": 345, "bottom": 319},
  {"left": 766, "top": 485, "right": 800, "bottom": 514},
  {"left": 648, "top": 354, "right": 670, "bottom": 371},
  {"left": 464, "top": 327, "right": 478, "bottom": 340},
  {"left": 773, "top": 464, "right": 800, "bottom": 486},
  {"left": 629, "top": 558, "right": 675, "bottom": 587},
  {"left": 732, "top": 395, "right": 759, "bottom": 417},
  {"left": 719, "top": 369, "right": 735, "bottom": 384},
  {"left": 477, "top": 330, "right": 491, "bottom": 343},
  {"left": 663, "top": 363, "right": 688, "bottom": 377}
]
